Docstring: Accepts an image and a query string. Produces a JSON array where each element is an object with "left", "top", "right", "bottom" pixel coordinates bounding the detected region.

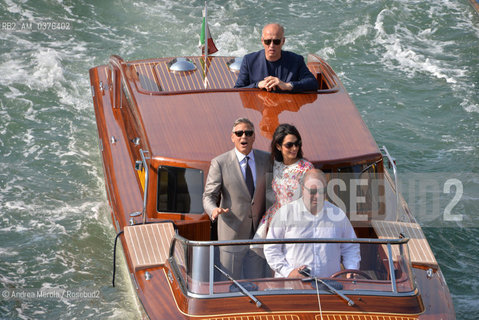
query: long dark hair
[{"left": 270, "top": 123, "right": 303, "bottom": 163}]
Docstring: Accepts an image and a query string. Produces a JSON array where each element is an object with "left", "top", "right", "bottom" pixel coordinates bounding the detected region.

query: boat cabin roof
[{"left": 115, "top": 55, "right": 380, "bottom": 167}]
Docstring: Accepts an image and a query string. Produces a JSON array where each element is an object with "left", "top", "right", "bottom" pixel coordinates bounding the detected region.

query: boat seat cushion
[{"left": 123, "top": 222, "right": 176, "bottom": 271}]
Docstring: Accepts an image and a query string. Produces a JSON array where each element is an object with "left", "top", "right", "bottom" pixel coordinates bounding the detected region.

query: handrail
[
  {"left": 109, "top": 55, "right": 152, "bottom": 225},
  {"left": 139, "top": 149, "right": 150, "bottom": 224},
  {"left": 134, "top": 86, "right": 339, "bottom": 96},
  {"left": 171, "top": 234, "right": 409, "bottom": 250},
  {"left": 168, "top": 235, "right": 413, "bottom": 298},
  {"left": 169, "top": 235, "right": 410, "bottom": 265},
  {"left": 108, "top": 55, "right": 125, "bottom": 108},
  {"left": 380, "top": 146, "right": 400, "bottom": 221}
]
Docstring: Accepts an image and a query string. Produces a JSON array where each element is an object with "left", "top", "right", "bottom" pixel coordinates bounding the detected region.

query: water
[{"left": 0, "top": 0, "right": 478, "bottom": 319}]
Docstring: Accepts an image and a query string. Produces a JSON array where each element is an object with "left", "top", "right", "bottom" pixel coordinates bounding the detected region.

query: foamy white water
[{"left": 1, "top": 0, "right": 478, "bottom": 319}]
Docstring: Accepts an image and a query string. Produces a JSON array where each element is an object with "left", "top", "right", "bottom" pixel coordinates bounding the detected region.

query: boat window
[{"left": 157, "top": 166, "right": 204, "bottom": 214}]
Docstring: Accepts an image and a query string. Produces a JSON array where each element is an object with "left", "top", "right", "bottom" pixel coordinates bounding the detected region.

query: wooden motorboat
[
  {"left": 470, "top": 0, "right": 479, "bottom": 14},
  {"left": 89, "top": 52, "right": 456, "bottom": 319}
]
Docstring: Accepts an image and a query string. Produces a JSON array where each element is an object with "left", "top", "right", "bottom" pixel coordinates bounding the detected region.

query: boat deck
[
  {"left": 124, "top": 223, "right": 175, "bottom": 271},
  {"left": 130, "top": 56, "right": 332, "bottom": 93},
  {"left": 372, "top": 220, "right": 437, "bottom": 269},
  {"left": 98, "top": 54, "right": 382, "bottom": 166},
  {"left": 132, "top": 57, "right": 236, "bottom": 92}
]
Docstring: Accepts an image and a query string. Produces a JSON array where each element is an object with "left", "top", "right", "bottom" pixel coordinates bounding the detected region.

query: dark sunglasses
[
  {"left": 234, "top": 130, "right": 254, "bottom": 137},
  {"left": 283, "top": 141, "right": 301, "bottom": 149},
  {"left": 263, "top": 38, "right": 282, "bottom": 46},
  {"left": 303, "top": 186, "right": 325, "bottom": 195}
]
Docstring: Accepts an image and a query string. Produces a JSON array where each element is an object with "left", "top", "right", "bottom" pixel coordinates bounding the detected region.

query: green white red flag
[{"left": 199, "top": 6, "right": 218, "bottom": 55}]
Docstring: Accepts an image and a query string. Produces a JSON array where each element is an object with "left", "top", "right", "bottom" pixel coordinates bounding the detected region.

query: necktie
[{"left": 245, "top": 156, "right": 255, "bottom": 198}]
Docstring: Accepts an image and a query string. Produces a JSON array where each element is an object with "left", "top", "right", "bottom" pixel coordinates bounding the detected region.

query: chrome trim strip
[
  {"left": 209, "top": 245, "right": 214, "bottom": 295},
  {"left": 130, "top": 272, "right": 138, "bottom": 290},
  {"left": 185, "top": 288, "right": 419, "bottom": 299}
]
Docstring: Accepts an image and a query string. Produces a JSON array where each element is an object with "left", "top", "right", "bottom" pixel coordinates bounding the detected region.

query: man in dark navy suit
[{"left": 234, "top": 23, "right": 318, "bottom": 92}]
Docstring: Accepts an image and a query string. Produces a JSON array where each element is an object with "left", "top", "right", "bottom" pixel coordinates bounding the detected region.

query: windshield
[{"left": 169, "top": 236, "right": 415, "bottom": 298}]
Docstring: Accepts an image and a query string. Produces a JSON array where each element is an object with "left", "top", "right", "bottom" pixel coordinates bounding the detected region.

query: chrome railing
[
  {"left": 139, "top": 149, "right": 150, "bottom": 224},
  {"left": 380, "top": 146, "right": 400, "bottom": 221},
  {"left": 169, "top": 236, "right": 412, "bottom": 298},
  {"left": 129, "top": 149, "right": 150, "bottom": 224}
]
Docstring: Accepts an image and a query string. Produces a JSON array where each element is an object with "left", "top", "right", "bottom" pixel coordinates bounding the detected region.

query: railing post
[
  {"left": 108, "top": 55, "right": 126, "bottom": 109},
  {"left": 139, "top": 149, "right": 150, "bottom": 224},
  {"left": 209, "top": 245, "right": 214, "bottom": 295},
  {"left": 381, "top": 146, "right": 400, "bottom": 221},
  {"left": 387, "top": 243, "right": 398, "bottom": 293}
]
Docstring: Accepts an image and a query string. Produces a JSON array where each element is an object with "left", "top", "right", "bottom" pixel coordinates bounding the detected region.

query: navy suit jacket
[{"left": 234, "top": 50, "right": 318, "bottom": 92}]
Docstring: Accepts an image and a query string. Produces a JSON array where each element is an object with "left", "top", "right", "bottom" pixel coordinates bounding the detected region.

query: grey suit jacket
[{"left": 203, "top": 148, "right": 270, "bottom": 241}]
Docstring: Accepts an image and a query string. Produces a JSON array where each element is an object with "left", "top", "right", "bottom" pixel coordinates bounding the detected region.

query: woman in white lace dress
[{"left": 254, "top": 124, "right": 313, "bottom": 241}]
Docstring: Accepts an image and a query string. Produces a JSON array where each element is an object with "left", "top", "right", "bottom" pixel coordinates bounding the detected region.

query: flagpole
[
  {"left": 204, "top": 1, "right": 208, "bottom": 88},
  {"left": 204, "top": 1, "right": 208, "bottom": 61}
]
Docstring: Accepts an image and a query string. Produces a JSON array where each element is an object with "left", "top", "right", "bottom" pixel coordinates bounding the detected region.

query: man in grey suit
[{"left": 203, "top": 118, "right": 270, "bottom": 279}]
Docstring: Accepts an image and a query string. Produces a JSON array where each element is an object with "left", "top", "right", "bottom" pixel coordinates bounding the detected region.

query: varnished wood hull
[
  {"left": 470, "top": 0, "right": 479, "bottom": 14},
  {"left": 89, "top": 54, "right": 455, "bottom": 319}
]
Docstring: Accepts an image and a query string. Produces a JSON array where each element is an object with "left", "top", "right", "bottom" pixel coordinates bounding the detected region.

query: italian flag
[{"left": 199, "top": 7, "right": 218, "bottom": 55}]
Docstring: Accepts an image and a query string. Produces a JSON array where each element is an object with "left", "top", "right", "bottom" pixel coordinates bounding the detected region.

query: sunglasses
[
  {"left": 283, "top": 141, "right": 301, "bottom": 149},
  {"left": 263, "top": 38, "right": 282, "bottom": 46},
  {"left": 303, "top": 186, "right": 325, "bottom": 195},
  {"left": 234, "top": 130, "right": 254, "bottom": 137}
]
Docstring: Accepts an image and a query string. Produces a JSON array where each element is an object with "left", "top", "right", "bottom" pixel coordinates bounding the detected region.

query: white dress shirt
[
  {"left": 264, "top": 199, "right": 360, "bottom": 278},
  {"left": 234, "top": 148, "right": 257, "bottom": 187}
]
